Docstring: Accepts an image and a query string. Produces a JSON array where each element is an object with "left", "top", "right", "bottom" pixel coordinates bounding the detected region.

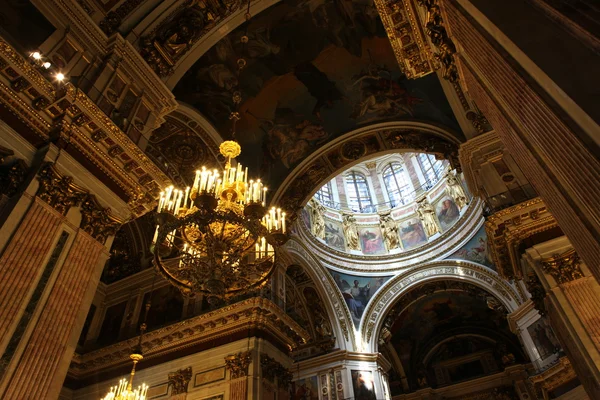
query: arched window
[
  {"left": 345, "top": 172, "right": 373, "bottom": 212},
  {"left": 315, "top": 181, "right": 335, "bottom": 207},
  {"left": 417, "top": 153, "right": 445, "bottom": 189},
  {"left": 383, "top": 162, "right": 413, "bottom": 207}
]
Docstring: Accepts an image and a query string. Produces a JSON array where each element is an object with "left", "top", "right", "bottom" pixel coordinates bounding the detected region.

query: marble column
[
  {"left": 440, "top": 0, "right": 600, "bottom": 279},
  {"left": 0, "top": 199, "right": 62, "bottom": 355},
  {"left": 0, "top": 231, "right": 107, "bottom": 399},
  {"left": 523, "top": 237, "right": 600, "bottom": 398}
]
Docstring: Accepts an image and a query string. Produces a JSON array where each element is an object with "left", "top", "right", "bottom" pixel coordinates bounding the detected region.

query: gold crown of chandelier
[{"left": 151, "top": 139, "right": 288, "bottom": 303}]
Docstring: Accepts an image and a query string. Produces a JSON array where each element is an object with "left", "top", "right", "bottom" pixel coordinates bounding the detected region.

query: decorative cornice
[
  {"left": 541, "top": 249, "right": 584, "bottom": 284},
  {"left": 68, "top": 298, "right": 309, "bottom": 379},
  {"left": 485, "top": 198, "right": 559, "bottom": 280},
  {"left": 529, "top": 356, "right": 577, "bottom": 397},
  {"left": 0, "top": 38, "right": 172, "bottom": 217}
]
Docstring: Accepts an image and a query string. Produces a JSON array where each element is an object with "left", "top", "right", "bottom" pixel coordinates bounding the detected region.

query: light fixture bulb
[
  {"left": 56, "top": 72, "right": 65, "bottom": 82},
  {"left": 42, "top": 62, "right": 51, "bottom": 69},
  {"left": 31, "top": 51, "right": 41, "bottom": 60}
]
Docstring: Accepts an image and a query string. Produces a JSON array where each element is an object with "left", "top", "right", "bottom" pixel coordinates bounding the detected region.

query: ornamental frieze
[
  {"left": 68, "top": 298, "right": 309, "bottom": 379},
  {"left": 0, "top": 38, "right": 172, "bottom": 218}
]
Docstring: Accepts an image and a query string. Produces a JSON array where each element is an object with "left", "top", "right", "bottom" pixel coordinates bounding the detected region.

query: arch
[
  {"left": 359, "top": 260, "right": 522, "bottom": 353},
  {"left": 164, "top": 0, "right": 281, "bottom": 89},
  {"left": 271, "top": 121, "right": 462, "bottom": 217},
  {"left": 283, "top": 237, "right": 357, "bottom": 351}
]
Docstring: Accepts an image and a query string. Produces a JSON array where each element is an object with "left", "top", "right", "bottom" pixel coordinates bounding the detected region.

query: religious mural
[
  {"left": 386, "top": 287, "right": 523, "bottom": 391},
  {"left": 527, "top": 318, "right": 561, "bottom": 360},
  {"left": 447, "top": 226, "right": 494, "bottom": 269},
  {"left": 324, "top": 219, "right": 346, "bottom": 251},
  {"left": 351, "top": 370, "right": 377, "bottom": 400},
  {"left": 330, "top": 270, "right": 391, "bottom": 327},
  {"left": 289, "top": 375, "right": 319, "bottom": 400},
  {"left": 398, "top": 218, "right": 428, "bottom": 250},
  {"left": 174, "top": 0, "right": 459, "bottom": 190},
  {"left": 435, "top": 196, "right": 461, "bottom": 231},
  {"left": 358, "top": 226, "right": 386, "bottom": 255}
]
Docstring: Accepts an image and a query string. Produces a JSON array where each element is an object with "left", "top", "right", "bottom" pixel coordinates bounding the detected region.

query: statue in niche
[
  {"left": 309, "top": 199, "right": 326, "bottom": 239},
  {"left": 417, "top": 198, "right": 440, "bottom": 237},
  {"left": 445, "top": 170, "right": 468, "bottom": 209},
  {"left": 379, "top": 212, "right": 399, "bottom": 250},
  {"left": 342, "top": 213, "right": 360, "bottom": 251}
]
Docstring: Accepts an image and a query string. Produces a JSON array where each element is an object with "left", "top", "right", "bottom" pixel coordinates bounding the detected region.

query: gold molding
[
  {"left": 374, "top": 0, "right": 435, "bottom": 79},
  {"left": 68, "top": 298, "right": 309, "bottom": 379},
  {"left": 485, "top": 198, "right": 559, "bottom": 279}
]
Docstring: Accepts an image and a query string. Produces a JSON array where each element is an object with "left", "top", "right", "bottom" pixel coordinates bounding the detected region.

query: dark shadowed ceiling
[{"left": 173, "top": 0, "right": 460, "bottom": 190}]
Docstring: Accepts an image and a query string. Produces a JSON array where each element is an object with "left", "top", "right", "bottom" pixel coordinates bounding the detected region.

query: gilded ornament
[
  {"left": 219, "top": 140, "right": 242, "bottom": 159},
  {"left": 225, "top": 351, "right": 252, "bottom": 379},
  {"left": 541, "top": 249, "right": 583, "bottom": 284},
  {"left": 342, "top": 213, "right": 360, "bottom": 251},
  {"left": 379, "top": 211, "right": 399, "bottom": 250},
  {"left": 36, "top": 163, "right": 87, "bottom": 215},
  {"left": 168, "top": 366, "right": 192, "bottom": 394}
]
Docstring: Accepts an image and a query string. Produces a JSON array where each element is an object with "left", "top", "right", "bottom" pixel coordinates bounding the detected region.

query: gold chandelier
[
  {"left": 151, "top": 140, "right": 288, "bottom": 303},
  {"left": 101, "top": 353, "right": 147, "bottom": 400}
]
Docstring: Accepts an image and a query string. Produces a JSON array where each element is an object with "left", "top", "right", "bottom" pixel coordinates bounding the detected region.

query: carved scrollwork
[
  {"left": 168, "top": 366, "right": 192, "bottom": 395},
  {"left": 37, "top": 163, "right": 87, "bottom": 215},
  {"left": 225, "top": 351, "right": 252, "bottom": 379},
  {"left": 80, "top": 195, "right": 123, "bottom": 244},
  {"left": 541, "top": 249, "right": 584, "bottom": 284}
]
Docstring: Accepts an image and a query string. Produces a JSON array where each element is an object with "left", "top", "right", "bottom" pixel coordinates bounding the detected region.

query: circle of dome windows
[{"left": 314, "top": 153, "right": 447, "bottom": 213}]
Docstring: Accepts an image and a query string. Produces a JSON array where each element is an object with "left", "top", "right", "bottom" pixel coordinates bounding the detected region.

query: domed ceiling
[{"left": 173, "top": 0, "right": 461, "bottom": 190}]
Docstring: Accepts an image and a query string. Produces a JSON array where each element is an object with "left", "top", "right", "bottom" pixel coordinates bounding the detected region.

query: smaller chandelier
[
  {"left": 101, "top": 353, "right": 148, "bottom": 400},
  {"left": 152, "top": 140, "right": 288, "bottom": 302}
]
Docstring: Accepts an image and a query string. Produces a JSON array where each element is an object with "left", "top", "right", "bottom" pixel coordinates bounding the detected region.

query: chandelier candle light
[
  {"left": 151, "top": 140, "right": 288, "bottom": 303},
  {"left": 101, "top": 354, "right": 148, "bottom": 400}
]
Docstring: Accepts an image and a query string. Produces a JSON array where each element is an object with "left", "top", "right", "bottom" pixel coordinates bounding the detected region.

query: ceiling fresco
[
  {"left": 381, "top": 282, "right": 524, "bottom": 393},
  {"left": 174, "top": 0, "right": 460, "bottom": 190}
]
